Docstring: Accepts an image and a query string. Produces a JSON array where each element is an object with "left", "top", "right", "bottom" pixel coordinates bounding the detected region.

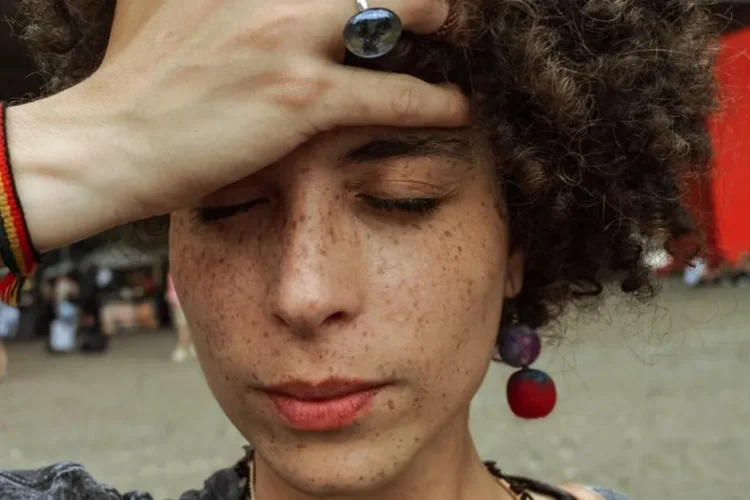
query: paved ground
[{"left": 1, "top": 280, "right": 749, "bottom": 499}]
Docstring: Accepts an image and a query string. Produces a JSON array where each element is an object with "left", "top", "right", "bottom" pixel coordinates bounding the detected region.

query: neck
[{"left": 252, "top": 411, "right": 513, "bottom": 500}]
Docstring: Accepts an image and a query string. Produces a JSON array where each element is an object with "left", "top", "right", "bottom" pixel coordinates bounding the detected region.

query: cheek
[
  {"left": 168, "top": 213, "right": 268, "bottom": 381},
  {"left": 378, "top": 204, "right": 507, "bottom": 399}
]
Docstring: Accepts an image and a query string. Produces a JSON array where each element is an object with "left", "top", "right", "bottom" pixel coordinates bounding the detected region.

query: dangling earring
[{"left": 497, "top": 309, "right": 557, "bottom": 419}]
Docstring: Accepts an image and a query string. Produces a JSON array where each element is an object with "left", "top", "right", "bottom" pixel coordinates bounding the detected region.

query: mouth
[{"left": 261, "top": 379, "right": 389, "bottom": 431}]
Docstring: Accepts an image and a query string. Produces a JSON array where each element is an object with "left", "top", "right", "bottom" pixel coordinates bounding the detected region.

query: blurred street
[{"left": 1, "top": 280, "right": 749, "bottom": 500}]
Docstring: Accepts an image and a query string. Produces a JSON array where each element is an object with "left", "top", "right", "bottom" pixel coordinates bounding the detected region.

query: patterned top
[{"left": 0, "top": 449, "right": 629, "bottom": 500}]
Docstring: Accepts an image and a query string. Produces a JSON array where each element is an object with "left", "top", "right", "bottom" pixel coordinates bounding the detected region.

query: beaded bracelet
[{"left": 0, "top": 102, "right": 41, "bottom": 306}]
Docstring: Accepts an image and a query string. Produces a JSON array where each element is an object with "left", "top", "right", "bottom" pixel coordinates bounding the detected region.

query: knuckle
[{"left": 272, "top": 64, "right": 333, "bottom": 111}]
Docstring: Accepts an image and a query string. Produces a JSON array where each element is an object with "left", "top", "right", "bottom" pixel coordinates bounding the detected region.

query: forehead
[{"left": 297, "top": 125, "right": 490, "bottom": 165}]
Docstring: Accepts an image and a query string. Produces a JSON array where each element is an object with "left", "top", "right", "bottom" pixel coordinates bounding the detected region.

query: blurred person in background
[
  {"left": 0, "top": 296, "right": 20, "bottom": 380},
  {"left": 48, "top": 271, "right": 80, "bottom": 354},
  {"left": 79, "top": 266, "right": 109, "bottom": 353},
  {"left": 166, "top": 272, "right": 194, "bottom": 362}
]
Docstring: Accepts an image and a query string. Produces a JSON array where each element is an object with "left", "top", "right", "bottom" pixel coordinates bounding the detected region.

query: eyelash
[
  {"left": 357, "top": 195, "right": 440, "bottom": 215},
  {"left": 195, "top": 199, "right": 269, "bottom": 223},
  {"left": 195, "top": 196, "right": 440, "bottom": 223}
]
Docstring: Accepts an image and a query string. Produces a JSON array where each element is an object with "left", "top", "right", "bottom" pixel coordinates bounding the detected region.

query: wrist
[{"left": 5, "top": 86, "right": 137, "bottom": 252}]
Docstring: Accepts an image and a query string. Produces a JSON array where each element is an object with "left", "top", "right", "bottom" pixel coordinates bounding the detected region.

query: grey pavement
[{"left": 1, "top": 281, "right": 749, "bottom": 499}]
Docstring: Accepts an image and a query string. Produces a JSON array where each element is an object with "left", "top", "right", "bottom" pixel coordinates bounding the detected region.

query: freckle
[
  {"left": 272, "top": 349, "right": 281, "bottom": 357},
  {"left": 262, "top": 331, "right": 269, "bottom": 338},
  {"left": 444, "top": 230, "right": 453, "bottom": 237},
  {"left": 387, "top": 399, "right": 395, "bottom": 410}
]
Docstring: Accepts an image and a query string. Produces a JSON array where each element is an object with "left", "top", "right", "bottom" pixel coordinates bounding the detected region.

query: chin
[{"left": 257, "top": 431, "right": 420, "bottom": 494}]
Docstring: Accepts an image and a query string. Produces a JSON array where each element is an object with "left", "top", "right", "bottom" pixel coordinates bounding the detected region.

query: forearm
[{"left": 5, "top": 89, "right": 137, "bottom": 253}]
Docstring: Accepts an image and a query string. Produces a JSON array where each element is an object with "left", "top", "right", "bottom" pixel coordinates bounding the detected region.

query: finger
[
  {"left": 331, "top": 0, "right": 450, "bottom": 35},
  {"left": 313, "top": 0, "right": 450, "bottom": 57},
  {"left": 260, "top": 0, "right": 449, "bottom": 60},
  {"left": 320, "top": 66, "right": 470, "bottom": 129}
]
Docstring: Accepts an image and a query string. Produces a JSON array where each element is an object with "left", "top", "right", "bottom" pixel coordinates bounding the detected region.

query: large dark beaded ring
[{"left": 343, "top": 0, "right": 403, "bottom": 59}]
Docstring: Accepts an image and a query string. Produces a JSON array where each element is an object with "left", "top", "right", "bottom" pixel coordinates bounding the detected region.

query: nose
[{"left": 269, "top": 211, "right": 364, "bottom": 336}]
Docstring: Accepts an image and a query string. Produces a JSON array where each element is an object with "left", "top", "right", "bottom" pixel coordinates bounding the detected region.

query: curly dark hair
[{"left": 14, "top": 0, "right": 717, "bottom": 330}]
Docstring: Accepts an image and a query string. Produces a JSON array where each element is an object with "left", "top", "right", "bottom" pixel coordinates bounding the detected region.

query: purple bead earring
[{"left": 497, "top": 313, "right": 557, "bottom": 419}]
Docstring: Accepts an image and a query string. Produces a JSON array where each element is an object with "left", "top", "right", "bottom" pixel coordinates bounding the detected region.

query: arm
[{"left": 6, "top": 88, "right": 137, "bottom": 253}]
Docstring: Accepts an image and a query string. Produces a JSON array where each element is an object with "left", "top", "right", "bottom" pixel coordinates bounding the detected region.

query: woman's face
[{"left": 169, "top": 126, "right": 522, "bottom": 493}]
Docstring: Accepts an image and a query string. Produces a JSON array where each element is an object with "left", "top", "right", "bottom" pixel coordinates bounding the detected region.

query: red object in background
[{"left": 708, "top": 28, "right": 750, "bottom": 264}]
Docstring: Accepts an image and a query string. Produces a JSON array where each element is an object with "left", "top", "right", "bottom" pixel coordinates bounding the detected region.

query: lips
[
  {"left": 261, "top": 378, "right": 388, "bottom": 431},
  {"left": 265, "top": 379, "right": 385, "bottom": 400}
]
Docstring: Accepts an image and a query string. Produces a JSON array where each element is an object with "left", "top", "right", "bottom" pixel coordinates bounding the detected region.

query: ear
[{"left": 504, "top": 249, "right": 524, "bottom": 299}]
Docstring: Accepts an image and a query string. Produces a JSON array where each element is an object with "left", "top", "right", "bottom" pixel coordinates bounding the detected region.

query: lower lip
[{"left": 266, "top": 388, "right": 381, "bottom": 431}]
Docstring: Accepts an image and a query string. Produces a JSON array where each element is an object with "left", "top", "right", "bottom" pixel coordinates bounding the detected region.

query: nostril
[{"left": 324, "top": 311, "right": 347, "bottom": 325}]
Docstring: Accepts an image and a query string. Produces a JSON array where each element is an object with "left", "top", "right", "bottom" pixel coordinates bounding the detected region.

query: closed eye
[
  {"left": 193, "top": 199, "right": 270, "bottom": 223},
  {"left": 358, "top": 195, "right": 440, "bottom": 215},
  {"left": 192, "top": 196, "right": 441, "bottom": 223}
]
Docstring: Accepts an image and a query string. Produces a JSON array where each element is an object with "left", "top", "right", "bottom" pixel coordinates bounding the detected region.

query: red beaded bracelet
[{"left": 0, "top": 102, "right": 41, "bottom": 306}]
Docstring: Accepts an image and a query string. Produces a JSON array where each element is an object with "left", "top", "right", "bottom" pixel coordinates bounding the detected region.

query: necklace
[{"left": 245, "top": 458, "right": 524, "bottom": 500}]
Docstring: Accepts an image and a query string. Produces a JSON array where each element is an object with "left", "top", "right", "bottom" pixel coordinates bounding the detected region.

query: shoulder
[
  {"left": 559, "top": 483, "right": 631, "bottom": 500},
  {"left": 0, "top": 460, "right": 248, "bottom": 500},
  {"left": 0, "top": 462, "right": 151, "bottom": 499}
]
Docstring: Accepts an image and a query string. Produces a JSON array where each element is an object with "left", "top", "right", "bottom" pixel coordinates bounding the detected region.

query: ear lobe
[{"left": 504, "top": 250, "right": 524, "bottom": 299}]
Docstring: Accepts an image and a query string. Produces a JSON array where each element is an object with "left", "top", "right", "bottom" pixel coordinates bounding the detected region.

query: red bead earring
[{"left": 497, "top": 315, "right": 557, "bottom": 419}]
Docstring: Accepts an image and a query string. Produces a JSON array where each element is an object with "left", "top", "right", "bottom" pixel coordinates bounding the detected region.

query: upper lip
[{"left": 262, "top": 378, "right": 386, "bottom": 401}]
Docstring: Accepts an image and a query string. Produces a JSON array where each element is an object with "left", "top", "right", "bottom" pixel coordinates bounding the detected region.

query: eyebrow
[{"left": 342, "top": 133, "right": 474, "bottom": 166}]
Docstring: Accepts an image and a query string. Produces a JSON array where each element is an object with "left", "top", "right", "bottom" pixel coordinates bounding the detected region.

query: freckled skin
[{"left": 169, "top": 127, "right": 524, "bottom": 499}]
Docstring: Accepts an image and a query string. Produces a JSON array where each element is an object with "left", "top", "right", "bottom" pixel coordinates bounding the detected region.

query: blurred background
[{"left": 1, "top": 0, "right": 749, "bottom": 498}]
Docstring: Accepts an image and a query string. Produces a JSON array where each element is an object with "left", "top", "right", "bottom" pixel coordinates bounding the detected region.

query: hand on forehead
[{"left": 106, "top": 0, "right": 455, "bottom": 55}]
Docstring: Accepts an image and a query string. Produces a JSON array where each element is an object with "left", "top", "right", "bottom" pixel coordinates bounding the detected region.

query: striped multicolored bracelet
[{"left": 0, "top": 102, "right": 41, "bottom": 306}]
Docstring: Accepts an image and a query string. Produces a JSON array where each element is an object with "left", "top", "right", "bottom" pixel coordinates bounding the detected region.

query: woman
[
  {"left": 0, "top": 295, "right": 19, "bottom": 380},
  {"left": 166, "top": 272, "right": 195, "bottom": 362},
  {"left": 48, "top": 271, "right": 81, "bottom": 353},
  {"left": 0, "top": 0, "right": 715, "bottom": 498}
]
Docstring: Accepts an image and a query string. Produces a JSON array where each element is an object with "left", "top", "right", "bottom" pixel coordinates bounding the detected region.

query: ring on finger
[{"left": 343, "top": 0, "right": 403, "bottom": 59}]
